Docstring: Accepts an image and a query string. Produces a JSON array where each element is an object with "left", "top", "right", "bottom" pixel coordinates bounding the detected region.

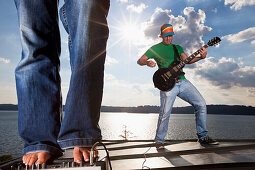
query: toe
[
  {"left": 23, "top": 153, "right": 33, "bottom": 166},
  {"left": 22, "top": 154, "right": 28, "bottom": 164},
  {"left": 27, "top": 154, "right": 38, "bottom": 167},
  {"left": 81, "top": 148, "right": 90, "bottom": 162},
  {"left": 73, "top": 147, "right": 83, "bottom": 163},
  {"left": 23, "top": 152, "right": 51, "bottom": 167},
  {"left": 36, "top": 152, "right": 51, "bottom": 165}
]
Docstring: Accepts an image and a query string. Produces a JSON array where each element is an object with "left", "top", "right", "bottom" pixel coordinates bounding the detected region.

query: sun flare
[
  {"left": 111, "top": 14, "right": 145, "bottom": 46},
  {"left": 120, "top": 23, "right": 143, "bottom": 43}
]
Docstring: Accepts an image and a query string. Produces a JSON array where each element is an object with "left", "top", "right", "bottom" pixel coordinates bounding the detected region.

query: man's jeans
[
  {"left": 14, "top": 0, "right": 109, "bottom": 156},
  {"left": 155, "top": 79, "right": 209, "bottom": 143}
]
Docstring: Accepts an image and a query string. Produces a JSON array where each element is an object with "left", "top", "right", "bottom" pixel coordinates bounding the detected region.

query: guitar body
[{"left": 153, "top": 61, "right": 184, "bottom": 91}]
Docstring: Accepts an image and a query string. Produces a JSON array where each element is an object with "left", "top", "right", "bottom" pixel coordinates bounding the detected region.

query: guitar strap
[
  {"left": 172, "top": 44, "right": 185, "bottom": 77},
  {"left": 172, "top": 44, "right": 180, "bottom": 61}
]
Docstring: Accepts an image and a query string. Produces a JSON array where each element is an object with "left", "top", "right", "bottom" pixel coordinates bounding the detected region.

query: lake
[{"left": 0, "top": 111, "right": 255, "bottom": 158}]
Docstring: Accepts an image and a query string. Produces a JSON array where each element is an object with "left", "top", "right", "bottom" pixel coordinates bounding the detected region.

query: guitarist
[{"left": 137, "top": 24, "right": 218, "bottom": 149}]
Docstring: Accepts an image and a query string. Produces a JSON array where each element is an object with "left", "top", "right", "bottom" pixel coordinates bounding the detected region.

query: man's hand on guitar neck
[
  {"left": 180, "top": 47, "right": 207, "bottom": 64},
  {"left": 199, "top": 46, "right": 207, "bottom": 59}
]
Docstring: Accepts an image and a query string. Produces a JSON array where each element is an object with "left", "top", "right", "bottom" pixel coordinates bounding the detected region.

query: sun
[
  {"left": 110, "top": 12, "right": 145, "bottom": 46},
  {"left": 120, "top": 23, "right": 143, "bottom": 44}
]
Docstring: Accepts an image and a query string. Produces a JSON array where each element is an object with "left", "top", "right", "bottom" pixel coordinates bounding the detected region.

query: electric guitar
[{"left": 153, "top": 37, "right": 221, "bottom": 91}]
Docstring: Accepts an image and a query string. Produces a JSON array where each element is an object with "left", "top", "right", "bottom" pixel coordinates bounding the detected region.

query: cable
[
  {"left": 90, "top": 141, "right": 112, "bottom": 170},
  {"left": 142, "top": 146, "right": 152, "bottom": 169}
]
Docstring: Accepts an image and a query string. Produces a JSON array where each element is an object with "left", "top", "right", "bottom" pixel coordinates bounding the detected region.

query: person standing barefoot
[{"left": 14, "top": 0, "right": 110, "bottom": 167}]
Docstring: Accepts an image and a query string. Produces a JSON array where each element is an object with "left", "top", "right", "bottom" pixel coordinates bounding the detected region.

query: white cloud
[
  {"left": 0, "top": 57, "right": 10, "bottom": 64},
  {"left": 105, "top": 55, "right": 119, "bottom": 66},
  {"left": 195, "top": 57, "right": 255, "bottom": 89},
  {"left": 105, "top": 73, "right": 116, "bottom": 81},
  {"left": 224, "top": 0, "right": 255, "bottom": 10},
  {"left": 126, "top": 3, "right": 148, "bottom": 13},
  {"left": 222, "top": 27, "right": 255, "bottom": 43},
  {"left": 251, "top": 40, "right": 255, "bottom": 45},
  {"left": 117, "top": 0, "right": 128, "bottom": 3},
  {"left": 103, "top": 73, "right": 159, "bottom": 106},
  {"left": 248, "top": 88, "right": 255, "bottom": 97},
  {"left": 143, "top": 7, "right": 212, "bottom": 54},
  {"left": 180, "top": 58, "right": 255, "bottom": 106}
]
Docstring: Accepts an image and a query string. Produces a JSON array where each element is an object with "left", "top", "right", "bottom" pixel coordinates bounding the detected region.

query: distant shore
[{"left": 0, "top": 104, "right": 255, "bottom": 115}]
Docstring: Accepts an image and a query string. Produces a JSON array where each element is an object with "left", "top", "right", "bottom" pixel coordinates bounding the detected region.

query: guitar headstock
[{"left": 207, "top": 37, "right": 221, "bottom": 46}]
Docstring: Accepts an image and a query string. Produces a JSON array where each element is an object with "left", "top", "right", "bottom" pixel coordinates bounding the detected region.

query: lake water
[{"left": 0, "top": 111, "right": 255, "bottom": 158}]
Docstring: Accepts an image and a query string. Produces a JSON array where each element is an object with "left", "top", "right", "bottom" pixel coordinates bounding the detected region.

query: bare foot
[
  {"left": 22, "top": 151, "right": 51, "bottom": 167},
  {"left": 73, "top": 147, "right": 98, "bottom": 163}
]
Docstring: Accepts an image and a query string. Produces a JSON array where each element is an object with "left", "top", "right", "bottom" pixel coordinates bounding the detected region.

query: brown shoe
[{"left": 155, "top": 142, "right": 165, "bottom": 150}]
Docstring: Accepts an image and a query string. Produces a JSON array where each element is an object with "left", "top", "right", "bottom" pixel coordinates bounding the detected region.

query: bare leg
[
  {"left": 73, "top": 147, "right": 98, "bottom": 163},
  {"left": 22, "top": 152, "right": 51, "bottom": 167}
]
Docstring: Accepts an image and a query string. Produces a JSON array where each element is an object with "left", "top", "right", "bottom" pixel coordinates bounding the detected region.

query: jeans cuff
[
  {"left": 57, "top": 137, "right": 102, "bottom": 150},
  {"left": 197, "top": 132, "right": 209, "bottom": 140},
  {"left": 154, "top": 138, "right": 165, "bottom": 144},
  {"left": 23, "top": 144, "right": 63, "bottom": 157}
]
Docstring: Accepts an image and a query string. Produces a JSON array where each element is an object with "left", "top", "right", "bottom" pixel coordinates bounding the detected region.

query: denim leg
[
  {"left": 14, "top": 0, "right": 63, "bottom": 156},
  {"left": 178, "top": 80, "right": 208, "bottom": 140},
  {"left": 57, "top": 0, "right": 109, "bottom": 149},
  {"left": 155, "top": 87, "right": 178, "bottom": 143}
]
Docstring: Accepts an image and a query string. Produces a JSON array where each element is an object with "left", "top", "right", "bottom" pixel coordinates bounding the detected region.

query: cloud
[
  {"left": 143, "top": 8, "right": 172, "bottom": 39},
  {"left": 248, "top": 88, "right": 255, "bottom": 97},
  {"left": 143, "top": 7, "right": 212, "bottom": 54},
  {"left": 126, "top": 3, "right": 148, "bottom": 13},
  {"left": 224, "top": 0, "right": 255, "bottom": 10},
  {"left": 0, "top": 57, "right": 10, "bottom": 64},
  {"left": 105, "top": 55, "right": 119, "bottom": 66},
  {"left": 117, "top": 0, "right": 128, "bottom": 3},
  {"left": 103, "top": 73, "right": 159, "bottom": 106},
  {"left": 222, "top": 27, "right": 255, "bottom": 43},
  {"left": 251, "top": 40, "right": 255, "bottom": 45},
  {"left": 195, "top": 57, "right": 255, "bottom": 89}
]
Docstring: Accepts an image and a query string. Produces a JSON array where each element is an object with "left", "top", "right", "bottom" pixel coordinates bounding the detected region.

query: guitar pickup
[
  {"left": 166, "top": 71, "right": 171, "bottom": 77},
  {"left": 161, "top": 75, "right": 167, "bottom": 82},
  {"left": 164, "top": 71, "right": 171, "bottom": 79}
]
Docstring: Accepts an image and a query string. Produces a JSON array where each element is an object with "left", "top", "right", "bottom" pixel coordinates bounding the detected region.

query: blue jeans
[
  {"left": 14, "top": 0, "right": 109, "bottom": 156},
  {"left": 155, "top": 79, "right": 208, "bottom": 143}
]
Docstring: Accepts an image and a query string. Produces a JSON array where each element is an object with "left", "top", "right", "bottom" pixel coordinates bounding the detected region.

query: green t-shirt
[{"left": 144, "top": 42, "right": 186, "bottom": 79}]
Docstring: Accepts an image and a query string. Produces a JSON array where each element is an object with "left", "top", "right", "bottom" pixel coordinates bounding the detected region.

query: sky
[{"left": 0, "top": 0, "right": 255, "bottom": 107}]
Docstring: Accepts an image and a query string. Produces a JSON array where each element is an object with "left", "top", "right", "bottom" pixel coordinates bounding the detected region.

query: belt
[{"left": 176, "top": 78, "right": 182, "bottom": 82}]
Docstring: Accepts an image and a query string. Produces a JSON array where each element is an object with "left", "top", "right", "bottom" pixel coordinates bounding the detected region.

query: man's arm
[
  {"left": 180, "top": 47, "right": 207, "bottom": 64},
  {"left": 137, "top": 55, "right": 156, "bottom": 67}
]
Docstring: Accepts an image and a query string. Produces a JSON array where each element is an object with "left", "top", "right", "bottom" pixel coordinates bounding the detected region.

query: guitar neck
[{"left": 176, "top": 44, "right": 209, "bottom": 69}]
